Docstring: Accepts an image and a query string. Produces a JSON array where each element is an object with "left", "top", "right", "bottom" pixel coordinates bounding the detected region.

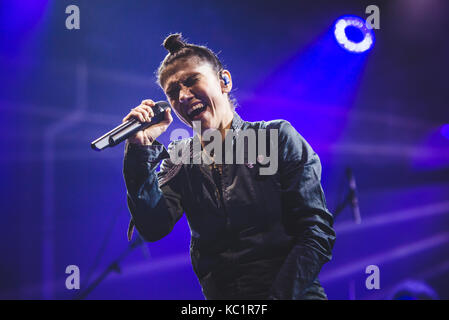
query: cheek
[
  {"left": 196, "top": 85, "right": 212, "bottom": 99},
  {"left": 199, "top": 81, "right": 220, "bottom": 97}
]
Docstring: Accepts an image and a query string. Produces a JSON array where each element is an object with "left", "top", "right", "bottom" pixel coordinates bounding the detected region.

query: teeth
[{"left": 187, "top": 103, "right": 205, "bottom": 116}]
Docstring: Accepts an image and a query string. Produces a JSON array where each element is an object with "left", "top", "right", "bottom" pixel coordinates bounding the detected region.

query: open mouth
[{"left": 187, "top": 103, "right": 208, "bottom": 120}]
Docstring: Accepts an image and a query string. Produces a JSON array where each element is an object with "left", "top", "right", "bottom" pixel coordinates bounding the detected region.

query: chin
[{"left": 189, "top": 112, "right": 216, "bottom": 131}]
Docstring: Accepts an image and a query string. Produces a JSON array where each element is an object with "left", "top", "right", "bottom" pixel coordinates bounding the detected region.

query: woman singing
[{"left": 122, "top": 33, "right": 335, "bottom": 300}]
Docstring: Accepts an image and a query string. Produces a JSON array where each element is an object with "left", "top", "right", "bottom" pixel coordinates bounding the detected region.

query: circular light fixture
[{"left": 334, "top": 15, "right": 375, "bottom": 53}]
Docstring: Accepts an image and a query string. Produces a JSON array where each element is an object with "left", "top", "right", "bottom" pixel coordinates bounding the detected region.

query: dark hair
[{"left": 157, "top": 33, "right": 237, "bottom": 108}]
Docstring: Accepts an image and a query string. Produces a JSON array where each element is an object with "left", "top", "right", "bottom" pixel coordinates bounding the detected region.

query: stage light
[{"left": 334, "top": 16, "right": 375, "bottom": 53}]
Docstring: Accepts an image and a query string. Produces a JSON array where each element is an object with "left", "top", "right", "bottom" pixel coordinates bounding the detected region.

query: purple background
[{"left": 1, "top": 0, "right": 448, "bottom": 300}]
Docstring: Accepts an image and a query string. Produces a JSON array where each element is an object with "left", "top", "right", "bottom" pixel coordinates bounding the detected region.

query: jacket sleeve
[
  {"left": 123, "top": 140, "right": 184, "bottom": 242},
  {"left": 270, "top": 121, "right": 336, "bottom": 299}
]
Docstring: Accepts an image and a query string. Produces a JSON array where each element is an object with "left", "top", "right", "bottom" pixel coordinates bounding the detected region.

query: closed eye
[
  {"left": 166, "top": 75, "right": 200, "bottom": 100},
  {"left": 184, "top": 76, "right": 199, "bottom": 87},
  {"left": 166, "top": 84, "right": 180, "bottom": 100}
]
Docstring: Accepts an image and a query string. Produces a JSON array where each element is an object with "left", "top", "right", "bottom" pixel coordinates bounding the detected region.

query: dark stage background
[{"left": 1, "top": 0, "right": 448, "bottom": 300}]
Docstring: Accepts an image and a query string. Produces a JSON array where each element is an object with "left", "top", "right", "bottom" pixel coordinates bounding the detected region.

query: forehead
[{"left": 162, "top": 58, "right": 215, "bottom": 90}]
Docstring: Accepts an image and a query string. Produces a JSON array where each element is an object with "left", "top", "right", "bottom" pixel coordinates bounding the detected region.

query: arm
[
  {"left": 123, "top": 140, "right": 184, "bottom": 242},
  {"left": 270, "top": 121, "right": 336, "bottom": 299}
]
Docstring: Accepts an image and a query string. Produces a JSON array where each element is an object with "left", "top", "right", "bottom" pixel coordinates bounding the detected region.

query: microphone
[
  {"left": 346, "top": 167, "right": 362, "bottom": 224},
  {"left": 91, "top": 101, "right": 170, "bottom": 151}
]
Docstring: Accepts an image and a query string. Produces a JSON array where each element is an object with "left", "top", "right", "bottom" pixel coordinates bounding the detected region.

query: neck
[
  {"left": 217, "top": 108, "right": 234, "bottom": 140},
  {"left": 199, "top": 107, "right": 234, "bottom": 148}
]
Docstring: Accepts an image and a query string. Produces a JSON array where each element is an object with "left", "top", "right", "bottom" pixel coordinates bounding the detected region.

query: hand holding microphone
[
  {"left": 122, "top": 99, "right": 173, "bottom": 146},
  {"left": 90, "top": 99, "right": 173, "bottom": 151}
]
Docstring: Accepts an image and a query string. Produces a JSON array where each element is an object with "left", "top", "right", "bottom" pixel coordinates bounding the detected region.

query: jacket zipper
[
  {"left": 212, "top": 163, "right": 236, "bottom": 293},
  {"left": 212, "top": 164, "right": 231, "bottom": 231}
]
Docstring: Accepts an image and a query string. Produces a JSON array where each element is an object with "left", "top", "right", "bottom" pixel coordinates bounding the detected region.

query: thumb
[{"left": 165, "top": 107, "right": 173, "bottom": 122}]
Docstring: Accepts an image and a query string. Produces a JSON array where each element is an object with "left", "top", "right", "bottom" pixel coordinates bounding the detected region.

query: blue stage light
[
  {"left": 334, "top": 16, "right": 375, "bottom": 53},
  {"left": 441, "top": 124, "right": 449, "bottom": 140}
]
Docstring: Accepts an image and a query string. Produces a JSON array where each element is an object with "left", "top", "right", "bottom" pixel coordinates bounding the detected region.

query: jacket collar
[
  {"left": 230, "top": 110, "right": 244, "bottom": 132},
  {"left": 188, "top": 111, "right": 244, "bottom": 162}
]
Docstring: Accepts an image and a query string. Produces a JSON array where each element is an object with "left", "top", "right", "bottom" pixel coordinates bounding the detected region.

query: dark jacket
[{"left": 123, "top": 111, "right": 336, "bottom": 300}]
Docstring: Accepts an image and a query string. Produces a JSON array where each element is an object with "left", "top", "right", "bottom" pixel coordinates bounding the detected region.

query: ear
[{"left": 219, "top": 69, "right": 232, "bottom": 93}]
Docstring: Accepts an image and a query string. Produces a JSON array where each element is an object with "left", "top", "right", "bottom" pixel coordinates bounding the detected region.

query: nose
[{"left": 178, "top": 84, "right": 193, "bottom": 104}]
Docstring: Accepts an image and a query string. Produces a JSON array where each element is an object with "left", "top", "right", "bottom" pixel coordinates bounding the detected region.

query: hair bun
[{"left": 163, "top": 33, "right": 186, "bottom": 54}]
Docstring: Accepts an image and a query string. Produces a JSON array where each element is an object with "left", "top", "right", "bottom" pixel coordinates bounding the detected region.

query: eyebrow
[{"left": 166, "top": 72, "right": 201, "bottom": 93}]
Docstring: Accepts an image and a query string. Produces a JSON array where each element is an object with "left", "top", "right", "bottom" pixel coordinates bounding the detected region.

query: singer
[{"left": 122, "top": 33, "right": 336, "bottom": 300}]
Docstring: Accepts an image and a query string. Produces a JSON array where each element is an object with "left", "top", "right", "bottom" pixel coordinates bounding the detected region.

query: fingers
[
  {"left": 124, "top": 100, "right": 174, "bottom": 145},
  {"left": 136, "top": 105, "right": 154, "bottom": 121},
  {"left": 122, "top": 100, "right": 156, "bottom": 123},
  {"left": 163, "top": 107, "right": 173, "bottom": 124},
  {"left": 141, "top": 99, "right": 155, "bottom": 107},
  {"left": 140, "top": 100, "right": 155, "bottom": 121}
]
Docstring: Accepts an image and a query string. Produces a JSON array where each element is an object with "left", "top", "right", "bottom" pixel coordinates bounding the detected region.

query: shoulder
[
  {"left": 245, "top": 119, "right": 306, "bottom": 144},
  {"left": 250, "top": 119, "right": 315, "bottom": 163},
  {"left": 245, "top": 118, "right": 297, "bottom": 133}
]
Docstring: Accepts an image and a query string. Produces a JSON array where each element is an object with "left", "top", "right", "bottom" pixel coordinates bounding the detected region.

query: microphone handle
[
  {"left": 90, "top": 101, "right": 169, "bottom": 151},
  {"left": 109, "top": 105, "right": 168, "bottom": 146}
]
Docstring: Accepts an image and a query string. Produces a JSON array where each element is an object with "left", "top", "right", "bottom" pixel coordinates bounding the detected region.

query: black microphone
[
  {"left": 91, "top": 101, "right": 170, "bottom": 151},
  {"left": 346, "top": 167, "right": 362, "bottom": 224}
]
